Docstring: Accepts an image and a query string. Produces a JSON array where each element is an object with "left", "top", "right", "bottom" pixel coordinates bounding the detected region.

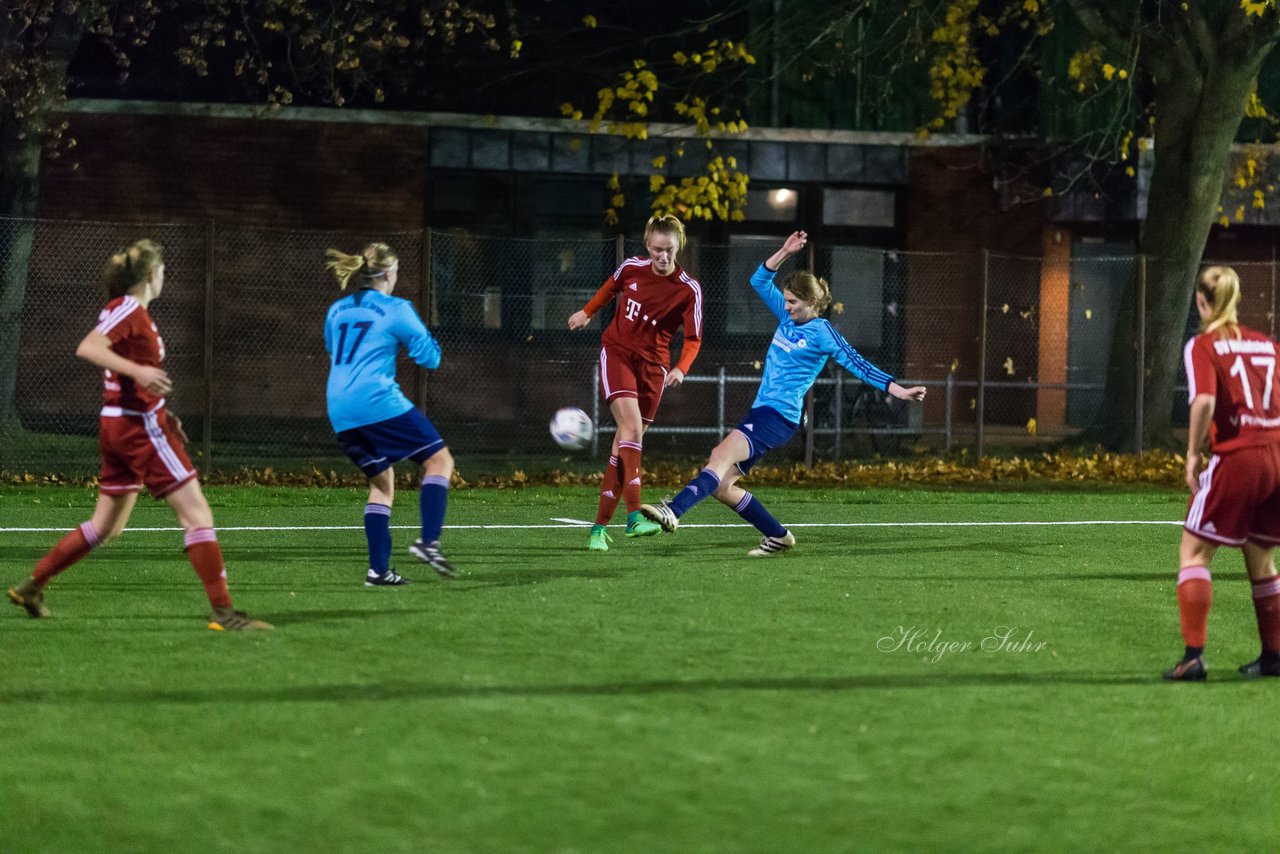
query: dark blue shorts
[
  {"left": 336, "top": 408, "right": 446, "bottom": 477},
  {"left": 733, "top": 406, "right": 800, "bottom": 476}
]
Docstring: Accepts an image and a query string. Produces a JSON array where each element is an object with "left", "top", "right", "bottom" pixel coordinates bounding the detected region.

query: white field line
[{"left": 0, "top": 519, "right": 1185, "bottom": 534}]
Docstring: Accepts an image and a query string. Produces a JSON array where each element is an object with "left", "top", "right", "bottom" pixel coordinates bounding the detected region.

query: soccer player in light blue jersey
[
  {"left": 642, "top": 231, "right": 926, "bottom": 556},
  {"left": 324, "top": 243, "right": 456, "bottom": 584}
]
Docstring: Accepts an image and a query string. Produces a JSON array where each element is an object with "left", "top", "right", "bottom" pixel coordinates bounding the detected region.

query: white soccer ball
[{"left": 550, "top": 406, "right": 594, "bottom": 451}]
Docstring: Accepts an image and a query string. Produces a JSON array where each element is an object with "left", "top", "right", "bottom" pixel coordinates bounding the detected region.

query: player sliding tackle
[{"left": 641, "top": 230, "right": 926, "bottom": 556}]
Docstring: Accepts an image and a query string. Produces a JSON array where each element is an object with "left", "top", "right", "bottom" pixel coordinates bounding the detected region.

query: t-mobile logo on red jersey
[{"left": 625, "top": 298, "right": 642, "bottom": 321}]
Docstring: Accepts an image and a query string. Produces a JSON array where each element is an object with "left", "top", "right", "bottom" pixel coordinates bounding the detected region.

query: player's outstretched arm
[
  {"left": 763, "top": 230, "right": 808, "bottom": 272},
  {"left": 887, "top": 381, "right": 927, "bottom": 402},
  {"left": 569, "top": 275, "right": 623, "bottom": 330}
]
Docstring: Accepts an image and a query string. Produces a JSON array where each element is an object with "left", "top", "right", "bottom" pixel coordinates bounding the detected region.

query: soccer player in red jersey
[
  {"left": 6, "top": 239, "right": 271, "bottom": 631},
  {"left": 567, "top": 215, "right": 703, "bottom": 551},
  {"left": 1165, "top": 266, "right": 1280, "bottom": 679}
]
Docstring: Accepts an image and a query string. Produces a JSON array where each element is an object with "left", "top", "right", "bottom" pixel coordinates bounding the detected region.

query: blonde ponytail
[
  {"left": 325, "top": 242, "right": 399, "bottom": 291},
  {"left": 783, "top": 271, "right": 832, "bottom": 315},
  {"left": 644, "top": 214, "right": 686, "bottom": 252},
  {"left": 1197, "top": 265, "right": 1242, "bottom": 339},
  {"left": 102, "top": 239, "right": 163, "bottom": 299}
]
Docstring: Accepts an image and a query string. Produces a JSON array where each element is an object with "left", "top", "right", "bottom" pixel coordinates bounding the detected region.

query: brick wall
[{"left": 39, "top": 113, "right": 426, "bottom": 230}]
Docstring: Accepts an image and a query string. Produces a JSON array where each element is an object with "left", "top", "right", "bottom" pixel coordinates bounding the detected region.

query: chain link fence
[{"left": 0, "top": 217, "right": 1223, "bottom": 476}]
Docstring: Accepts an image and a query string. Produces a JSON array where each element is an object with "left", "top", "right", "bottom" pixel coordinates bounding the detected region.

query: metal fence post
[
  {"left": 804, "top": 388, "right": 815, "bottom": 467},
  {"left": 976, "top": 249, "right": 989, "bottom": 459},
  {"left": 417, "top": 228, "right": 433, "bottom": 406},
  {"left": 945, "top": 372, "right": 954, "bottom": 451},
  {"left": 717, "top": 366, "right": 726, "bottom": 438},
  {"left": 804, "top": 238, "right": 817, "bottom": 464},
  {"left": 591, "top": 361, "right": 601, "bottom": 457},
  {"left": 834, "top": 371, "right": 843, "bottom": 459},
  {"left": 202, "top": 221, "right": 215, "bottom": 471},
  {"left": 615, "top": 233, "right": 625, "bottom": 269},
  {"left": 1135, "top": 254, "right": 1146, "bottom": 455}
]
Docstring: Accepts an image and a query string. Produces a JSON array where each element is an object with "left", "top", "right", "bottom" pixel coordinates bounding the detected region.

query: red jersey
[
  {"left": 94, "top": 295, "right": 166, "bottom": 412},
  {"left": 1184, "top": 325, "right": 1280, "bottom": 452},
  {"left": 582, "top": 257, "right": 703, "bottom": 372}
]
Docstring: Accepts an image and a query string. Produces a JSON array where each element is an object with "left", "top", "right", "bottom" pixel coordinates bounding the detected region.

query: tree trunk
[
  {"left": 1093, "top": 47, "right": 1271, "bottom": 450},
  {"left": 0, "top": 9, "right": 86, "bottom": 430},
  {"left": 0, "top": 118, "right": 43, "bottom": 429}
]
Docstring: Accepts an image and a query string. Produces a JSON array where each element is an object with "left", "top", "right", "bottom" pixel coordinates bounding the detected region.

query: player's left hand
[
  {"left": 169, "top": 412, "right": 189, "bottom": 444},
  {"left": 1185, "top": 452, "right": 1202, "bottom": 494},
  {"left": 665, "top": 368, "right": 685, "bottom": 388}
]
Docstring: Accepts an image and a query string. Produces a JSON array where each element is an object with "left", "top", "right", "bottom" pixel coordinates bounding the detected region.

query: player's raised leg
[
  {"left": 8, "top": 491, "right": 136, "bottom": 618},
  {"left": 642, "top": 430, "right": 748, "bottom": 533},
  {"left": 409, "top": 446, "right": 457, "bottom": 577}
]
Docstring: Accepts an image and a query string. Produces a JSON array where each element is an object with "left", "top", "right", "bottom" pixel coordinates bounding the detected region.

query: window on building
[
  {"left": 725, "top": 235, "right": 792, "bottom": 335},
  {"left": 822, "top": 188, "right": 896, "bottom": 228},
  {"left": 744, "top": 187, "right": 799, "bottom": 223}
]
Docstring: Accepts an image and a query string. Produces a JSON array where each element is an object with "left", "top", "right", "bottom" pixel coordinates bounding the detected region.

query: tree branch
[
  {"left": 1066, "top": 0, "right": 1136, "bottom": 58},
  {"left": 1224, "top": 1, "right": 1280, "bottom": 59},
  {"left": 1171, "top": 1, "right": 1216, "bottom": 71}
]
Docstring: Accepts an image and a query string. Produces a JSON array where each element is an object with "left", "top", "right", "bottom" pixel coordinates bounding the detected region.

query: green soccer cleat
[
  {"left": 8, "top": 579, "right": 51, "bottom": 618},
  {"left": 588, "top": 525, "right": 613, "bottom": 552},
  {"left": 625, "top": 510, "right": 661, "bottom": 538}
]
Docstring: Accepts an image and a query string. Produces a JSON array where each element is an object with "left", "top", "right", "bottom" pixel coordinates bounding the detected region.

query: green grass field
[{"left": 2, "top": 483, "right": 1277, "bottom": 852}]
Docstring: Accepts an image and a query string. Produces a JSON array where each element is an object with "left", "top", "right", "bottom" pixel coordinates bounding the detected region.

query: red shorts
[
  {"left": 598, "top": 346, "right": 667, "bottom": 424},
  {"left": 1185, "top": 445, "right": 1280, "bottom": 546},
  {"left": 98, "top": 407, "right": 198, "bottom": 499}
]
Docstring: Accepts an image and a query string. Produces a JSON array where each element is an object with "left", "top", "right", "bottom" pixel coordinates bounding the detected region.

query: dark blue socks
[
  {"left": 364, "top": 503, "right": 392, "bottom": 573},
  {"left": 420, "top": 474, "right": 450, "bottom": 543},
  {"left": 669, "top": 467, "right": 721, "bottom": 517},
  {"left": 734, "top": 491, "right": 786, "bottom": 538}
]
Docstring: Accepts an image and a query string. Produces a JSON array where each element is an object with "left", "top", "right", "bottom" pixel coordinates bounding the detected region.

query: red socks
[
  {"left": 618, "top": 441, "right": 643, "bottom": 513},
  {"left": 1251, "top": 575, "right": 1280, "bottom": 655},
  {"left": 31, "top": 521, "right": 100, "bottom": 587},
  {"left": 594, "top": 455, "right": 623, "bottom": 526},
  {"left": 184, "top": 528, "right": 232, "bottom": 609},
  {"left": 1176, "top": 566, "right": 1213, "bottom": 648}
]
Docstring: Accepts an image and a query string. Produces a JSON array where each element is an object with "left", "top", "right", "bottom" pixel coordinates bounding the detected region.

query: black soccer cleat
[
  {"left": 8, "top": 579, "right": 51, "bottom": 618},
  {"left": 409, "top": 540, "right": 457, "bottom": 578},
  {"left": 208, "top": 607, "right": 274, "bottom": 631},
  {"left": 365, "top": 568, "right": 411, "bottom": 587},
  {"left": 639, "top": 500, "right": 679, "bottom": 534},
  {"left": 748, "top": 530, "right": 796, "bottom": 557},
  {"left": 1238, "top": 655, "right": 1280, "bottom": 678},
  {"left": 1162, "top": 656, "right": 1207, "bottom": 681}
]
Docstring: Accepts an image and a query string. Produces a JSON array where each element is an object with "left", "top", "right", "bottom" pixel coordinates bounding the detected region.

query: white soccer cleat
[
  {"left": 640, "top": 500, "right": 679, "bottom": 533},
  {"left": 748, "top": 530, "right": 795, "bottom": 557}
]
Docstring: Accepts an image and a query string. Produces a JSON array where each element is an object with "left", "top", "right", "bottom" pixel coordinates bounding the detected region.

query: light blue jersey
[
  {"left": 324, "top": 288, "right": 441, "bottom": 432},
  {"left": 749, "top": 263, "right": 894, "bottom": 424}
]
